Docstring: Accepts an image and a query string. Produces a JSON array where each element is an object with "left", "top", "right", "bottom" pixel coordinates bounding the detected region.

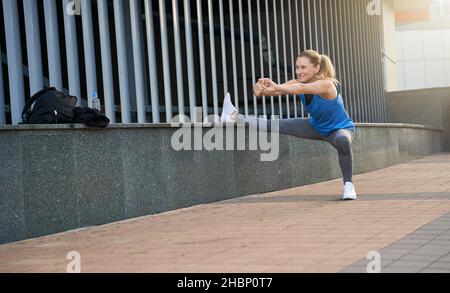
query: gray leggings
[{"left": 237, "top": 114, "right": 355, "bottom": 183}]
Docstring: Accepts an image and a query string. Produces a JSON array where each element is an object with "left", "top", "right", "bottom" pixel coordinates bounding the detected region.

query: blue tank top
[{"left": 299, "top": 84, "right": 355, "bottom": 136}]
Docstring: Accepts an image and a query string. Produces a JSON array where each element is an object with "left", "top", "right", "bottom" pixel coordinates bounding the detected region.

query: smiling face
[{"left": 295, "top": 56, "right": 320, "bottom": 83}]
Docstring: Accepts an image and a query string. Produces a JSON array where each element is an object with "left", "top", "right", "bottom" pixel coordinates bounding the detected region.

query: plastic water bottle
[{"left": 91, "top": 91, "right": 101, "bottom": 111}]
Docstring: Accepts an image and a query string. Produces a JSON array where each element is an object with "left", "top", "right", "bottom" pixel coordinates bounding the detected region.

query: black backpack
[
  {"left": 22, "top": 87, "right": 77, "bottom": 124},
  {"left": 73, "top": 107, "right": 110, "bottom": 128}
]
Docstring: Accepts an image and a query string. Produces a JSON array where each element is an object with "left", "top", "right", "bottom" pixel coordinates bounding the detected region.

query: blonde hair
[{"left": 298, "top": 50, "right": 339, "bottom": 84}]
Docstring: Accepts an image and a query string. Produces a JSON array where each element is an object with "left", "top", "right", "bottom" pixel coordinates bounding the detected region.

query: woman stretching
[{"left": 221, "top": 50, "right": 357, "bottom": 200}]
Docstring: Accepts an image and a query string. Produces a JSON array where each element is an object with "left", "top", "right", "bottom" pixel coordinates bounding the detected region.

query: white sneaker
[
  {"left": 221, "top": 93, "right": 238, "bottom": 124},
  {"left": 342, "top": 182, "right": 357, "bottom": 200}
]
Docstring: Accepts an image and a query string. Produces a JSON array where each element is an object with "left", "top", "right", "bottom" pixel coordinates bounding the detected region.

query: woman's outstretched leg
[
  {"left": 236, "top": 114, "right": 325, "bottom": 141},
  {"left": 222, "top": 93, "right": 323, "bottom": 140}
]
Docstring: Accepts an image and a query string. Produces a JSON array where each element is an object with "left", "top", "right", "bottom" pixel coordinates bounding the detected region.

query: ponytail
[{"left": 317, "top": 55, "right": 336, "bottom": 82}]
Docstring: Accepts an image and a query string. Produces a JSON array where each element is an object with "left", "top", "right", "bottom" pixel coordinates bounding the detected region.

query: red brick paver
[{"left": 1, "top": 153, "right": 450, "bottom": 272}]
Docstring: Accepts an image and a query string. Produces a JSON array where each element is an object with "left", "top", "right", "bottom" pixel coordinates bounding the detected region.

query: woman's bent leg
[
  {"left": 236, "top": 114, "right": 324, "bottom": 140},
  {"left": 326, "top": 129, "right": 355, "bottom": 183}
]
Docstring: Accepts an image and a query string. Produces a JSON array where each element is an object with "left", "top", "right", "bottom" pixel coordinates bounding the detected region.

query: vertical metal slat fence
[{"left": 0, "top": 0, "right": 386, "bottom": 125}]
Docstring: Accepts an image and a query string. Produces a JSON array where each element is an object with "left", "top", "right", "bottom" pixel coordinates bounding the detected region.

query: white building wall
[
  {"left": 396, "top": 28, "right": 450, "bottom": 90},
  {"left": 382, "top": 0, "right": 398, "bottom": 91}
]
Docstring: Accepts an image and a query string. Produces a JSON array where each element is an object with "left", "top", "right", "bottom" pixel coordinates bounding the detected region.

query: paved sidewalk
[
  {"left": 1, "top": 153, "right": 450, "bottom": 273},
  {"left": 342, "top": 211, "right": 450, "bottom": 273}
]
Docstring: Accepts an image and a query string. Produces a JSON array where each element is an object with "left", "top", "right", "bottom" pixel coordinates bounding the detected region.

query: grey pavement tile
[
  {"left": 423, "top": 244, "right": 450, "bottom": 249},
  {"left": 386, "top": 260, "right": 430, "bottom": 269},
  {"left": 381, "top": 260, "right": 395, "bottom": 268},
  {"left": 420, "top": 269, "right": 450, "bottom": 273},
  {"left": 401, "top": 234, "right": 438, "bottom": 241},
  {"left": 414, "top": 244, "right": 450, "bottom": 254},
  {"left": 385, "top": 244, "right": 423, "bottom": 251},
  {"left": 427, "top": 240, "right": 450, "bottom": 246},
  {"left": 394, "top": 239, "right": 431, "bottom": 246},
  {"left": 412, "top": 246, "right": 450, "bottom": 255},
  {"left": 377, "top": 254, "right": 405, "bottom": 261},
  {"left": 341, "top": 263, "right": 393, "bottom": 273},
  {"left": 411, "top": 229, "right": 445, "bottom": 235},
  {"left": 425, "top": 262, "right": 450, "bottom": 270},
  {"left": 398, "top": 254, "right": 443, "bottom": 262},
  {"left": 429, "top": 226, "right": 449, "bottom": 231},
  {"left": 382, "top": 267, "right": 422, "bottom": 273},
  {"left": 365, "top": 212, "right": 450, "bottom": 272},
  {"left": 379, "top": 248, "right": 416, "bottom": 256},
  {"left": 379, "top": 258, "right": 404, "bottom": 266},
  {"left": 435, "top": 255, "right": 450, "bottom": 262},
  {"left": 351, "top": 258, "right": 395, "bottom": 268}
]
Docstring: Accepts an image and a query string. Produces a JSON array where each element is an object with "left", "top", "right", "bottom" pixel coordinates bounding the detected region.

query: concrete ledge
[
  {"left": 0, "top": 123, "right": 443, "bottom": 244},
  {"left": 0, "top": 122, "right": 443, "bottom": 131},
  {"left": 356, "top": 123, "right": 442, "bottom": 131}
]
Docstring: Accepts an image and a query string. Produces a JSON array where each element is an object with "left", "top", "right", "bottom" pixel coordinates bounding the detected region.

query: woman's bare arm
[{"left": 262, "top": 79, "right": 336, "bottom": 98}]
